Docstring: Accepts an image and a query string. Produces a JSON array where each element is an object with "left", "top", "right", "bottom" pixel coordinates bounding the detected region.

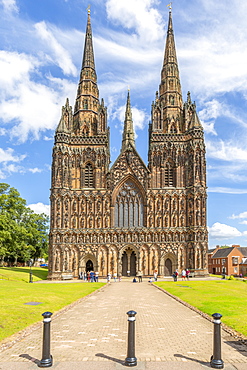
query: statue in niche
[
  {"left": 72, "top": 255, "right": 76, "bottom": 270},
  {"left": 152, "top": 253, "right": 157, "bottom": 271},
  {"left": 73, "top": 200, "right": 77, "bottom": 212},
  {"left": 111, "top": 254, "right": 115, "bottom": 271},
  {"left": 101, "top": 254, "right": 105, "bottom": 271},
  {"left": 65, "top": 199, "right": 69, "bottom": 211},
  {"left": 64, "top": 254, "right": 68, "bottom": 271},
  {"left": 142, "top": 254, "right": 146, "bottom": 270},
  {"left": 56, "top": 213, "right": 61, "bottom": 228},
  {"left": 55, "top": 251, "right": 60, "bottom": 271}
]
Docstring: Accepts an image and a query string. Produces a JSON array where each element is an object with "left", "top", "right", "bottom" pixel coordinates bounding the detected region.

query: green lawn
[
  {"left": 0, "top": 267, "right": 104, "bottom": 342},
  {"left": 155, "top": 280, "right": 247, "bottom": 337}
]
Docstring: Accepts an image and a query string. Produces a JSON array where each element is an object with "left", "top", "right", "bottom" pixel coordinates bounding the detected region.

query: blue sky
[{"left": 1, "top": 0, "right": 247, "bottom": 248}]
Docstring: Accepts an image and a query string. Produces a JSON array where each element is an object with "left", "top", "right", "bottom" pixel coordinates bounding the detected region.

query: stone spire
[
  {"left": 73, "top": 8, "right": 100, "bottom": 135},
  {"left": 82, "top": 7, "right": 95, "bottom": 70},
  {"left": 158, "top": 8, "right": 183, "bottom": 133},
  {"left": 121, "top": 90, "right": 136, "bottom": 151}
]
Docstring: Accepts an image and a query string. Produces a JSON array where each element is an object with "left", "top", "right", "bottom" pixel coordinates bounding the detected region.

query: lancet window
[
  {"left": 114, "top": 180, "right": 144, "bottom": 228},
  {"left": 84, "top": 163, "right": 94, "bottom": 188},
  {"left": 164, "top": 163, "right": 175, "bottom": 187}
]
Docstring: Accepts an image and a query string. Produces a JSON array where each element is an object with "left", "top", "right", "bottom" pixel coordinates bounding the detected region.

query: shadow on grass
[
  {"left": 95, "top": 353, "right": 125, "bottom": 365},
  {"left": 0, "top": 267, "right": 48, "bottom": 281},
  {"left": 19, "top": 353, "right": 40, "bottom": 365},
  {"left": 174, "top": 354, "right": 210, "bottom": 367}
]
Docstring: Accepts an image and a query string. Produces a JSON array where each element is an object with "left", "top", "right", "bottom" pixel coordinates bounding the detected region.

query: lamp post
[{"left": 29, "top": 259, "right": 33, "bottom": 283}]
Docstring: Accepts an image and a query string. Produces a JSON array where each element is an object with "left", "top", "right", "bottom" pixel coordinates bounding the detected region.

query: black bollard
[
  {"left": 210, "top": 313, "right": 224, "bottom": 369},
  {"left": 125, "top": 310, "right": 137, "bottom": 367},
  {"left": 39, "top": 312, "right": 53, "bottom": 368}
]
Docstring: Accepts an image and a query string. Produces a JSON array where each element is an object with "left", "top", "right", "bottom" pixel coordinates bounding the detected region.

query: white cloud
[
  {"left": 34, "top": 21, "right": 77, "bottom": 77},
  {"left": 28, "top": 202, "right": 50, "bottom": 216},
  {"left": 106, "top": 0, "right": 164, "bottom": 42},
  {"left": 230, "top": 212, "right": 247, "bottom": 220},
  {"left": 28, "top": 168, "right": 42, "bottom": 174},
  {"left": 208, "top": 222, "right": 242, "bottom": 239},
  {"left": 0, "top": 147, "right": 26, "bottom": 163},
  {"left": 208, "top": 187, "right": 247, "bottom": 194},
  {"left": 1, "top": 0, "right": 18, "bottom": 13},
  {"left": 0, "top": 51, "right": 76, "bottom": 142},
  {"left": 206, "top": 140, "right": 247, "bottom": 162}
]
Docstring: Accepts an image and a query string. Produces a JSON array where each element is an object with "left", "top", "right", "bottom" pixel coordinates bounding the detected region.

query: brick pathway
[{"left": 0, "top": 279, "right": 247, "bottom": 369}]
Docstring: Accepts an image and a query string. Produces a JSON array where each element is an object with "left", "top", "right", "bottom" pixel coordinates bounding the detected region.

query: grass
[
  {"left": 0, "top": 267, "right": 104, "bottom": 342},
  {"left": 155, "top": 279, "right": 247, "bottom": 337}
]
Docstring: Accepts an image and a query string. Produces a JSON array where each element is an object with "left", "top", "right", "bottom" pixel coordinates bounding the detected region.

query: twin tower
[{"left": 48, "top": 9, "right": 208, "bottom": 280}]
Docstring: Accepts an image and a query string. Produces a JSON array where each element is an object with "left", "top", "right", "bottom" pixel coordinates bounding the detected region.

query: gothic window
[
  {"left": 114, "top": 180, "right": 144, "bottom": 228},
  {"left": 164, "top": 163, "right": 175, "bottom": 187},
  {"left": 84, "top": 163, "right": 94, "bottom": 188}
]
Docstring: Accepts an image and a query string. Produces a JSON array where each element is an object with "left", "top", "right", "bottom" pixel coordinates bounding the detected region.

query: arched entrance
[
  {"left": 164, "top": 258, "right": 172, "bottom": 276},
  {"left": 121, "top": 248, "right": 137, "bottom": 276},
  {"left": 86, "top": 259, "right": 94, "bottom": 272}
]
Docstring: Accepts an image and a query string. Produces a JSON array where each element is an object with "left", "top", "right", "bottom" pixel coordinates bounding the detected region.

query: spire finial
[
  {"left": 167, "top": 2, "right": 172, "bottom": 12},
  {"left": 87, "top": 4, "right": 91, "bottom": 15}
]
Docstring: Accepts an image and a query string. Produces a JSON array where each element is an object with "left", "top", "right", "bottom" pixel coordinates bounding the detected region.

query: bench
[{"left": 61, "top": 274, "right": 73, "bottom": 280}]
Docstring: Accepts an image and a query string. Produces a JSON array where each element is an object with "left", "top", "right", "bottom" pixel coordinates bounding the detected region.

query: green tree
[{"left": 0, "top": 183, "right": 49, "bottom": 265}]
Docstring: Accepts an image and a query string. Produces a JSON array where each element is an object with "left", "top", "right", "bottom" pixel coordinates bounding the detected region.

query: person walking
[
  {"left": 154, "top": 271, "right": 158, "bottom": 281},
  {"left": 173, "top": 269, "right": 178, "bottom": 282},
  {"left": 182, "top": 269, "right": 186, "bottom": 280},
  {"left": 186, "top": 269, "right": 190, "bottom": 280},
  {"left": 95, "top": 271, "right": 99, "bottom": 282},
  {"left": 113, "top": 272, "right": 117, "bottom": 282},
  {"left": 137, "top": 270, "right": 142, "bottom": 282},
  {"left": 107, "top": 272, "right": 111, "bottom": 283}
]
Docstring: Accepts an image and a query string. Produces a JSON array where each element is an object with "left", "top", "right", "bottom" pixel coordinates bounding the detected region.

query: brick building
[
  {"left": 48, "top": 8, "right": 208, "bottom": 280},
  {"left": 209, "top": 245, "right": 247, "bottom": 276}
]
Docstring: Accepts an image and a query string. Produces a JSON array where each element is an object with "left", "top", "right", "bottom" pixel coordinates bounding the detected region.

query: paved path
[{"left": 0, "top": 280, "right": 247, "bottom": 369}]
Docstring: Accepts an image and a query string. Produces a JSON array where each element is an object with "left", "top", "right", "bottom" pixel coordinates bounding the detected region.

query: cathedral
[{"left": 48, "top": 8, "right": 208, "bottom": 280}]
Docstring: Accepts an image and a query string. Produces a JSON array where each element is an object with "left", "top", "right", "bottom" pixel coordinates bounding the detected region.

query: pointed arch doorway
[
  {"left": 121, "top": 248, "right": 136, "bottom": 276},
  {"left": 86, "top": 259, "right": 94, "bottom": 272},
  {"left": 164, "top": 258, "right": 172, "bottom": 276}
]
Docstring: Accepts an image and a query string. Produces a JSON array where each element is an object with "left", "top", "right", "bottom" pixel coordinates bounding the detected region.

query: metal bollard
[
  {"left": 39, "top": 312, "right": 53, "bottom": 368},
  {"left": 210, "top": 313, "right": 224, "bottom": 369},
  {"left": 125, "top": 310, "right": 137, "bottom": 367}
]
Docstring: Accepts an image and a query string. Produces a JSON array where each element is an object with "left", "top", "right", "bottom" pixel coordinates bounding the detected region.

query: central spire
[
  {"left": 82, "top": 7, "right": 95, "bottom": 70},
  {"left": 121, "top": 90, "right": 136, "bottom": 152}
]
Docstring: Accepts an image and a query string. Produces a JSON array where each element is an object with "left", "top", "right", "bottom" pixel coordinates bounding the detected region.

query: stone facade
[{"left": 48, "top": 9, "right": 208, "bottom": 280}]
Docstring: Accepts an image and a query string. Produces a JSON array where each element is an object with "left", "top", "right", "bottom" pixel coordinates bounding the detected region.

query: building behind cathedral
[{"left": 48, "top": 9, "right": 208, "bottom": 280}]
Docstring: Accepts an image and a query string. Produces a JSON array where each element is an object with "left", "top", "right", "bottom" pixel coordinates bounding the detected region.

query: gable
[{"left": 108, "top": 147, "right": 149, "bottom": 190}]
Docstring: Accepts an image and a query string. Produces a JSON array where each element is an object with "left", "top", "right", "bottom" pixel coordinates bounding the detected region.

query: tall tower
[
  {"left": 148, "top": 8, "right": 208, "bottom": 275},
  {"left": 48, "top": 9, "right": 110, "bottom": 279},
  {"left": 48, "top": 8, "right": 208, "bottom": 280}
]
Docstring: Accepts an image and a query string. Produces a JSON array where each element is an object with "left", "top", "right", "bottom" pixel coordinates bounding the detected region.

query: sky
[{"left": 1, "top": 0, "right": 247, "bottom": 249}]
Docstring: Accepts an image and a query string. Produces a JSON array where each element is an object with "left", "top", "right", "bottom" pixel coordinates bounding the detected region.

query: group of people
[
  {"left": 172, "top": 269, "right": 190, "bottom": 281},
  {"left": 79, "top": 270, "right": 99, "bottom": 282},
  {"left": 79, "top": 269, "right": 190, "bottom": 283}
]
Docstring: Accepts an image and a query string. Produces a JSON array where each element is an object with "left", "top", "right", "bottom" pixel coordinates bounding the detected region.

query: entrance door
[
  {"left": 164, "top": 258, "right": 172, "bottom": 275},
  {"left": 86, "top": 260, "right": 93, "bottom": 272},
  {"left": 130, "top": 251, "right": 136, "bottom": 276},
  {"left": 122, "top": 252, "right": 128, "bottom": 276}
]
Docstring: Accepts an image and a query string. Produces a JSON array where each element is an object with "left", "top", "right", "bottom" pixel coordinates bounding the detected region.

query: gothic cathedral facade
[{"left": 48, "top": 9, "right": 208, "bottom": 280}]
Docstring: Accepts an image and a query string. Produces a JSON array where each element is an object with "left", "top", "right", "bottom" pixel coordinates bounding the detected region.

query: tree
[{"left": 0, "top": 183, "right": 49, "bottom": 265}]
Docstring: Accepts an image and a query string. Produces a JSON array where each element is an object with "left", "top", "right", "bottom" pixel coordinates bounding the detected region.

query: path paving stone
[{"left": 0, "top": 279, "right": 247, "bottom": 369}]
